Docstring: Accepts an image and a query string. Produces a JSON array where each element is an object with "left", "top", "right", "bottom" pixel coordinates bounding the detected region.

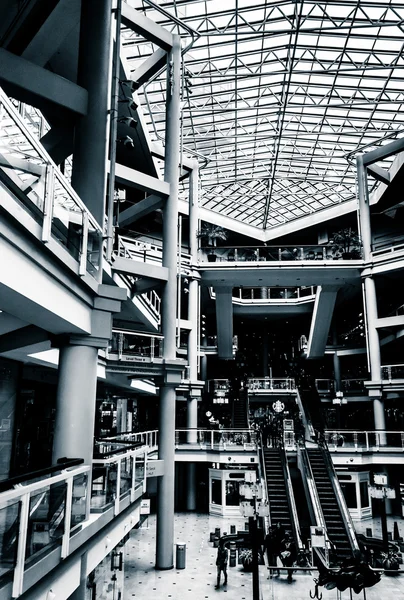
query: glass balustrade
[
  {"left": 247, "top": 378, "right": 296, "bottom": 391},
  {"left": 91, "top": 445, "right": 147, "bottom": 513},
  {"left": 381, "top": 364, "right": 404, "bottom": 380},
  {"left": 0, "top": 500, "right": 20, "bottom": 585},
  {"left": 199, "top": 244, "right": 361, "bottom": 262},
  {"left": 0, "top": 464, "right": 90, "bottom": 596},
  {"left": 175, "top": 428, "right": 257, "bottom": 449},
  {"left": 0, "top": 89, "right": 102, "bottom": 280},
  {"left": 108, "top": 330, "right": 164, "bottom": 360},
  {"left": 325, "top": 430, "right": 404, "bottom": 450},
  {"left": 232, "top": 286, "right": 316, "bottom": 301}
]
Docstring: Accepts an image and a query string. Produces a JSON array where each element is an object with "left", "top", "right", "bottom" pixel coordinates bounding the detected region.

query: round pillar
[
  {"left": 53, "top": 343, "right": 99, "bottom": 465},
  {"left": 156, "top": 384, "right": 176, "bottom": 569}
]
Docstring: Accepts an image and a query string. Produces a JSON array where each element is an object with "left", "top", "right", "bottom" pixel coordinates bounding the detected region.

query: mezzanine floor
[{"left": 120, "top": 513, "right": 404, "bottom": 600}]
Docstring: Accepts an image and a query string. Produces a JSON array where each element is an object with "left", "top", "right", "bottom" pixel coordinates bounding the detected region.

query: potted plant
[
  {"left": 328, "top": 228, "right": 362, "bottom": 259},
  {"left": 197, "top": 223, "right": 228, "bottom": 262}
]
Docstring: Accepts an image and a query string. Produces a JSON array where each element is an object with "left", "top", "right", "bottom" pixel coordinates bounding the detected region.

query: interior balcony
[{"left": 0, "top": 432, "right": 158, "bottom": 599}]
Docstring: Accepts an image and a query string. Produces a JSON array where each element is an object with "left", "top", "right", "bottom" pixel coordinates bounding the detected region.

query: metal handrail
[
  {"left": 297, "top": 445, "right": 327, "bottom": 533},
  {"left": 278, "top": 439, "right": 304, "bottom": 551},
  {"left": 257, "top": 433, "right": 271, "bottom": 534},
  {"left": 318, "top": 439, "right": 360, "bottom": 554}
]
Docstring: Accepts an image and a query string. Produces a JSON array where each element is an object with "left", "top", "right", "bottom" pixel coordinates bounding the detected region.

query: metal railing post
[
  {"left": 42, "top": 165, "right": 54, "bottom": 242},
  {"left": 61, "top": 476, "right": 73, "bottom": 558},
  {"left": 115, "top": 459, "right": 122, "bottom": 515},
  {"left": 12, "top": 492, "right": 30, "bottom": 598}
]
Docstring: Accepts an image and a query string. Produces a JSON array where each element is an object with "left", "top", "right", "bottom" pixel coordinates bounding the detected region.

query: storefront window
[
  {"left": 340, "top": 482, "right": 357, "bottom": 508},
  {"left": 211, "top": 479, "right": 222, "bottom": 505},
  {"left": 225, "top": 481, "right": 239, "bottom": 506},
  {"left": 360, "top": 481, "right": 369, "bottom": 508}
]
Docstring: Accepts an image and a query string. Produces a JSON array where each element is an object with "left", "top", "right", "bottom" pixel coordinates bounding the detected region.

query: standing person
[
  {"left": 264, "top": 527, "right": 280, "bottom": 578},
  {"left": 215, "top": 543, "right": 228, "bottom": 588},
  {"left": 279, "top": 530, "right": 297, "bottom": 582}
]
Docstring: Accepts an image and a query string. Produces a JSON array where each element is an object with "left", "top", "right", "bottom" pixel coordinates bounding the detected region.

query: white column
[{"left": 156, "top": 35, "right": 182, "bottom": 570}]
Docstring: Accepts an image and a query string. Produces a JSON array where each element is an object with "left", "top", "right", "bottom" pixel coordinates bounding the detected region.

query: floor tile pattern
[{"left": 123, "top": 513, "right": 404, "bottom": 600}]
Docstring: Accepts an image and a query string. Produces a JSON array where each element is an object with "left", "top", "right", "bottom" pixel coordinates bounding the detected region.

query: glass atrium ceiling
[{"left": 124, "top": 1, "right": 404, "bottom": 231}]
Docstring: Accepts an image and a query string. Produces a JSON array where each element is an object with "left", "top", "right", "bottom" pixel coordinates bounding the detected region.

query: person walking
[
  {"left": 215, "top": 544, "right": 228, "bottom": 588},
  {"left": 279, "top": 530, "right": 297, "bottom": 582}
]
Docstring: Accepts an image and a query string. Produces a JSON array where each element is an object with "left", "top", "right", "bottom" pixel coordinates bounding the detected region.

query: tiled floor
[{"left": 123, "top": 513, "right": 404, "bottom": 600}]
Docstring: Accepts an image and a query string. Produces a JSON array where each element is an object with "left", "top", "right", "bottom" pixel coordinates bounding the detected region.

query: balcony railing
[
  {"left": 315, "top": 379, "right": 367, "bottom": 394},
  {"left": 324, "top": 430, "right": 404, "bottom": 450},
  {"left": 175, "top": 428, "right": 258, "bottom": 450},
  {"left": 0, "top": 88, "right": 102, "bottom": 280},
  {"left": 247, "top": 377, "right": 296, "bottom": 391},
  {"left": 108, "top": 330, "right": 164, "bottom": 361},
  {"left": 233, "top": 286, "right": 316, "bottom": 301},
  {"left": 0, "top": 462, "right": 90, "bottom": 597},
  {"left": 199, "top": 245, "right": 363, "bottom": 263},
  {"left": 99, "top": 430, "right": 159, "bottom": 450},
  {"left": 382, "top": 364, "right": 404, "bottom": 380},
  {"left": 116, "top": 234, "right": 192, "bottom": 272},
  {"left": 91, "top": 444, "right": 147, "bottom": 515}
]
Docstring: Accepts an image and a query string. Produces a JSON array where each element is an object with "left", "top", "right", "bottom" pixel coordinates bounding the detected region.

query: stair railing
[
  {"left": 318, "top": 438, "right": 360, "bottom": 555},
  {"left": 278, "top": 439, "right": 304, "bottom": 551}
]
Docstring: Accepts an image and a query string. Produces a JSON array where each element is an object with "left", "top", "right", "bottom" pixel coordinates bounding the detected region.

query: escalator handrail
[
  {"left": 297, "top": 445, "right": 327, "bottom": 533},
  {"left": 317, "top": 439, "right": 360, "bottom": 554},
  {"left": 0, "top": 458, "right": 84, "bottom": 494},
  {"left": 295, "top": 388, "right": 315, "bottom": 439},
  {"left": 258, "top": 433, "right": 271, "bottom": 533},
  {"left": 278, "top": 439, "right": 305, "bottom": 551}
]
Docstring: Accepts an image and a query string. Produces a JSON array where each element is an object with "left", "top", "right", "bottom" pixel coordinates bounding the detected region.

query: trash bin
[
  {"left": 176, "top": 543, "right": 186, "bottom": 569},
  {"left": 229, "top": 541, "right": 237, "bottom": 567}
]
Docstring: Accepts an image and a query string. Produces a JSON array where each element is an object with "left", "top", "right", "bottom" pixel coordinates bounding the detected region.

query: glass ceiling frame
[{"left": 123, "top": 0, "right": 404, "bottom": 232}]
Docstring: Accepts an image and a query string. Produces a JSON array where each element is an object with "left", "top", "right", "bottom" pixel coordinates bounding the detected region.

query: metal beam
[
  {"left": 0, "top": 325, "right": 48, "bottom": 353},
  {"left": 367, "top": 164, "right": 390, "bottom": 185},
  {"left": 362, "top": 137, "right": 404, "bottom": 167},
  {"left": 113, "top": 162, "right": 170, "bottom": 197},
  {"left": 119, "top": 194, "right": 164, "bottom": 227},
  {"left": 0, "top": 153, "right": 45, "bottom": 177},
  {"left": 375, "top": 315, "right": 404, "bottom": 330},
  {"left": 130, "top": 48, "right": 167, "bottom": 89},
  {"left": 306, "top": 286, "right": 339, "bottom": 359},
  {"left": 0, "top": 48, "right": 88, "bottom": 115},
  {"left": 21, "top": 0, "right": 81, "bottom": 67},
  {"left": 121, "top": 2, "right": 173, "bottom": 50},
  {"left": 151, "top": 142, "right": 195, "bottom": 171},
  {"left": 111, "top": 256, "right": 169, "bottom": 282},
  {"left": 40, "top": 126, "right": 74, "bottom": 165}
]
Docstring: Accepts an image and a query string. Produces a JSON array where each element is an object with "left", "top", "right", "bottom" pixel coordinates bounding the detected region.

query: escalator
[
  {"left": 307, "top": 447, "right": 354, "bottom": 559},
  {"left": 263, "top": 447, "right": 302, "bottom": 551},
  {"left": 296, "top": 377, "right": 359, "bottom": 561}
]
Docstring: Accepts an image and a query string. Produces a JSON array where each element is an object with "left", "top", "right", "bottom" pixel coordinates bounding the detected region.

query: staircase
[
  {"left": 307, "top": 448, "right": 352, "bottom": 559},
  {"left": 264, "top": 449, "right": 293, "bottom": 533},
  {"left": 232, "top": 389, "right": 249, "bottom": 428}
]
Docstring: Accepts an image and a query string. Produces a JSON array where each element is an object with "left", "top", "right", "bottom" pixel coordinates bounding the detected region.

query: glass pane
[
  {"left": 360, "top": 482, "right": 369, "bottom": 508},
  {"left": 120, "top": 457, "right": 133, "bottom": 497},
  {"left": 87, "top": 229, "right": 102, "bottom": 277},
  {"left": 26, "top": 481, "right": 66, "bottom": 559},
  {"left": 225, "top": 481, "right": 239, "bottom": 506},
  {"left": 211, "top": 479, "right": 222, "bottom": 505},
  {"left": 135, "top": 455, "right": 144, "bottom": 488},
  {"left": 340, "top": 482, "right": 357, "bottom": 509},
  {"left": 0, "top": 500, "right": 20, "bottom": 583},
  {"left": 71, "top": 474, "right": 88, "bottom": 529}
]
